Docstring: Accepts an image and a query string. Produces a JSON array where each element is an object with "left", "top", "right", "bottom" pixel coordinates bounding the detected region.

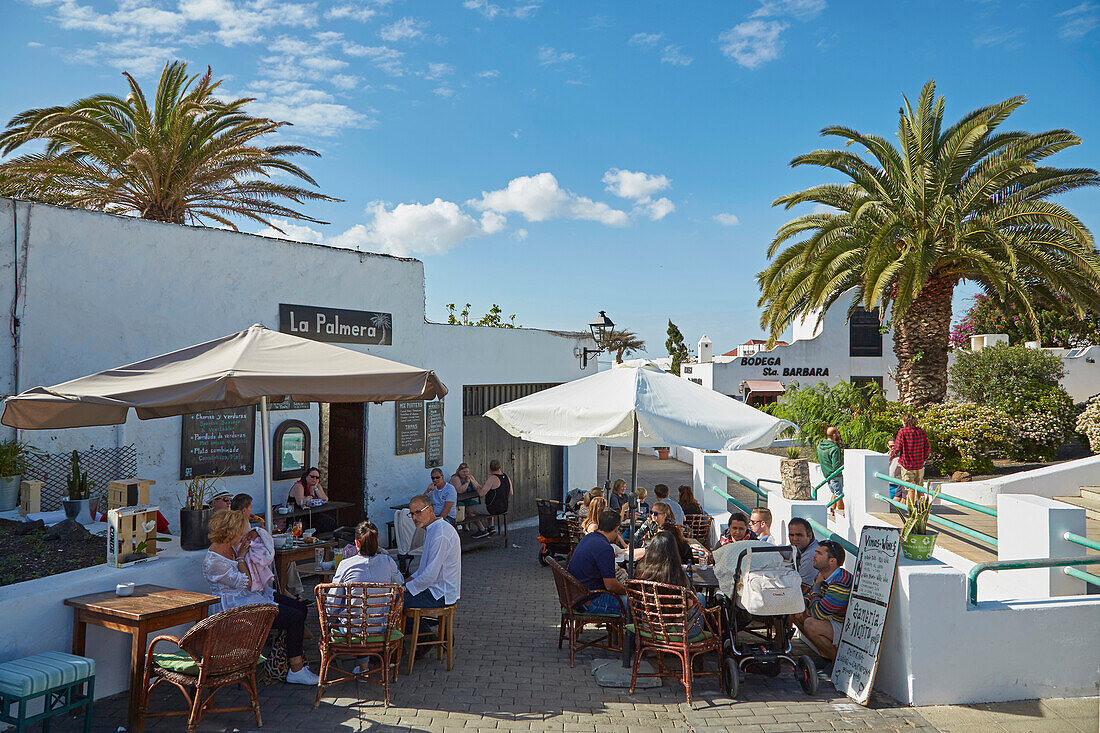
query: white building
[
  {"left": 680, "top": 291, "right": 898, "bottom": 403},
  {"left": 0, "top": 198, "right": 598, "bottom": 526}
]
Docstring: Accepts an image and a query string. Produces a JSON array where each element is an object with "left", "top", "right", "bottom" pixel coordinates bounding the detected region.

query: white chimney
[{"left": 698, "top": 334, "right": 713, "bottom": 364}]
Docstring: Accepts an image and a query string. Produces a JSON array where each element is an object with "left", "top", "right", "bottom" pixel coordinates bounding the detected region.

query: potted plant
[
  {"left": 178, "top": 472, "right": 221, "bottom": 551},
  {"left": 780, "top": 445, "right": 811, "bottom": 500},
  {"left": 890, "top": 486, "right": 941, "bottom": 560},
  {"left": 655, "top": 446, "right": 671, "bottom": 460},
  {"left": 0, "top": 440, "right": 34, "bottom": 511},
  {"left": 63, "top": 450, "right": 96, "bottom": 525}
]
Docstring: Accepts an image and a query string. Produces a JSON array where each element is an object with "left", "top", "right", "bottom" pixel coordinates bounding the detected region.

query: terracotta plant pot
[
  {"left": 901, "top": 532, "right": 937, "bottom": 561},
  {"left": 656, "top": 448, "right": 670, "bottom": 460}
]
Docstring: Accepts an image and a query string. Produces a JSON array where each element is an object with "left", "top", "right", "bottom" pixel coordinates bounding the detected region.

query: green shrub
[
  {"left": 920, "top": 402, "right": 1014, "bottom": 474},
  {"left": 949, "top": 344, "right": 1064, "bottom": 406},
  {"left": 1075, "top": 396, "right": 1100, "bottom": 453},
  {"left": 766, "top": 381, "right": 894, "bottom": 452},
  {"left": 999, "top": 389, "right": 1077, "bottom": 461}
]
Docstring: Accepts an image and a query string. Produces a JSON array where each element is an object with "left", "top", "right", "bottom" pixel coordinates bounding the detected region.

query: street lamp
[{"left": 576, "top": 310, "right": 614, "bottom": 369}]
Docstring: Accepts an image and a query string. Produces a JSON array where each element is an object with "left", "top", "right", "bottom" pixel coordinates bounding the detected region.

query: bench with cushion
[{"left": 0, "top": 651, "right": 95, "bottom": 732}]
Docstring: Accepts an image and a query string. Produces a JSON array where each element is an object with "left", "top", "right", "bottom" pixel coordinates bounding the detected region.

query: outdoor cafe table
[
  {"left": 280, "top": 500, "right": 355, "bottom": 530},
  {"left": 64, "top": 584, "right": 218, "bottom": 726},
  {"left": 274, "top": 539, "right": 335, "bottom": 595}
]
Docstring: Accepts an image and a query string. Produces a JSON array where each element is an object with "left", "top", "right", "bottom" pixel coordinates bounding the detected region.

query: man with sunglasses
[
  {"left": 427, "top": 468, "right": 458, "bottom": 527},
  {"left": 749, "top": 507, "right": 775, "bottom": 544},
  {"left": 792, "top": 540, "right": 852, "bottom": 663},
  {"left": 404, "top": 495, "right": 461, "bottom": 610}
]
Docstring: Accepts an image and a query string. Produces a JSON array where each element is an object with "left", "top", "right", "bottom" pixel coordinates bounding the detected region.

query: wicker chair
[
  {"left": 314, "top": 582, "right": 404, "bottom": 707},
  {"left": 566, "top": 514, "right": 584, "bottom": 548},
  {"left": 683, "top": 514, "right": 715, "bottom": 548},
  {"left": 625, "top": 580, "right": 723, "bottom": 703},
  {"left": 136, "top": 603, "right": 277, "bottom": 733},
  {"left": 547, "top": 558, "right": 626, "bottom": 667}
]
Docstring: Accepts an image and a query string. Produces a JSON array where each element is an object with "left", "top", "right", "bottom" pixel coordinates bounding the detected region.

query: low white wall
[
  {"left": 0, "top": 540, "right": 208, "bottom": 700},
  {"left": 937, "top": 454, "right": 1100, "bottom": 505}
]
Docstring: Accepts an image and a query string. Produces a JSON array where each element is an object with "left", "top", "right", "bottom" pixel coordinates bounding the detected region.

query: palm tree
[
  {"left": 0, "top": 61, "right": 337, "bottom": 231},
  {"left": 604, "top": 329, "right": 646, "bottom": 363},
  {"left": 757, "top": 80, "right": 1100, "bottom": 407}
]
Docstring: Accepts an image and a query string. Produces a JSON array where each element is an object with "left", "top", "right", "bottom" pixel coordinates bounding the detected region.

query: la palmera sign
[
  {"left": 279, "top": 303, "right": 392, "bottom": 345},
  {"left": 739, "top": 356, "right": 830, "bottom": 378}
]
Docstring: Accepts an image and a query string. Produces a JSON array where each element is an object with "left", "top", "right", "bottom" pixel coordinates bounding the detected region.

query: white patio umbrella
[{"left": 2, "top": 324, "right": 447, "bottom": 528}]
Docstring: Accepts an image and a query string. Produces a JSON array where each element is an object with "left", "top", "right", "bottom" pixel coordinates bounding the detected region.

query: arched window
[{"left": 273, "top": 420, "right": 311, "bottom": 480}]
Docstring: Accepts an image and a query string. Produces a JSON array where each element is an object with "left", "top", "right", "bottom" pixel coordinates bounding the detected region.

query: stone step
[
  {"left": 1055, "top": 494, "right": 1100, "bottom": 521},
  {"left": 1081, "top": 486, "right": 1100, "bottom": 502}
]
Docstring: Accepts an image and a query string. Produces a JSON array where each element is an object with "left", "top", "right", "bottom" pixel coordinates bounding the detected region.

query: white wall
[
  {"left": 0, "top": 199, "right": 597, "bottom": 527},
  {"left": 937, "top": 454, "right": 1100, "bottom": 505}
]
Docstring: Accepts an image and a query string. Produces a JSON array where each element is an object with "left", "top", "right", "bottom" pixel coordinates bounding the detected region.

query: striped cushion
[{"left": 0, "top": 652, "right": 95, "bottom": 698}]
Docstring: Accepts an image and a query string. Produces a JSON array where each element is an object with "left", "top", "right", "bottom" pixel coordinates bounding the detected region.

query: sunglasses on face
[
  {"left": 308, "top": 474, "right": 320, "bottom": 479},
  {"left": 749, "top": 519, "right": 766, "bottom": 525},
  {"left": 411, "top": 505, "right": 431, "bottom": 515}
]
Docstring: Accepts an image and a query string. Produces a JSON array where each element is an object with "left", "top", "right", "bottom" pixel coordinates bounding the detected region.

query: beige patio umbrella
[{"left": 2, "top": 324, "right": 447, "bottom": 526}]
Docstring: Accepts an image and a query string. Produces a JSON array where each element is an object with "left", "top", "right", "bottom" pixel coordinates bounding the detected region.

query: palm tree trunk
[{"left": 893, "top": 276, "right": 954, "bottom": 407}]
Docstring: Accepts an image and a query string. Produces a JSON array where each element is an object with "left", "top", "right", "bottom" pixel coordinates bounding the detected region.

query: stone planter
[
  {"left": 0, "top": 474, "right": 20, "bottom": 511},
  {"left": 179, "top": 507, "right": 213, "bottom": 551},
  {"left": 62, "top": 498, "right": 95, "bottom": 525},
  {"left": 901, "top": 532, "right": 938, "bottom": 561},
  {"left": 780, "top": 458, "right": 812, "bottom": 500}
]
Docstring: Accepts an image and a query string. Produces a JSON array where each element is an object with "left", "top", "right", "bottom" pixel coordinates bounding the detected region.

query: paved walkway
[{"left": 45, "top": 453, "right": 1099, "bottom": 732}]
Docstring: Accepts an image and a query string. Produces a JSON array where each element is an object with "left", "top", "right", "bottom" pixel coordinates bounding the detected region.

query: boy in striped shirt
[{"left": 792, "top": 540, "right": 852, "bottom": 660}]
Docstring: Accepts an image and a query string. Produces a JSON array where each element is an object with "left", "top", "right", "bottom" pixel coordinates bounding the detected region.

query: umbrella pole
[
  {"left": 260, "top": 396, "right": 273, "bottom": 531},
  {"left": 622, "top": 413, "right": 639, "bottom": 668},
  {"left": 604, "top": 446, "right": 612, "bottom": 490}
]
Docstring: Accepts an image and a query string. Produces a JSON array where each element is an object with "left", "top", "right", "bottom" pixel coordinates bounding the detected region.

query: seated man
[
  {"left": 566, "top": 510, "right": 629, "bottom": 616},
  {"left": 750, "top": 507, "right": 775, "bottom": 544},
  {"left": 786, "top": 518, "right": 819, "bottom": 591},
  {"left": 653, "top": 484, "right": 685, "bottom": 525},
  {"left": 792, "top": 540, "right": 852, "bottom": 661},
  {"left": 427, "top": 468, "right": 458, "bottom": 527},
  {"left": 468, "top": 459, "right": 512, "bottom": 539},
  {"left": 209, "top": 490, "right": 232, "bottom": 511},
  {"left": 403, "top": 495, "right": 461, "bottom": 610},
  {"left": 717, "top": 511, "right": 755, "bottom": 546}
]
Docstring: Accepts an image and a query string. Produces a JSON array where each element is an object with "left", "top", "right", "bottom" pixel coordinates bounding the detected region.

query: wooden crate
[
  {"left": 106, "top": 478, "right": 155, "bottom": 510},
  {"left": 107, "top": 505, "right": 160, "bottom": 568},
  {"left": 19, "top": 480, "right": 43, "bottom": 515}
]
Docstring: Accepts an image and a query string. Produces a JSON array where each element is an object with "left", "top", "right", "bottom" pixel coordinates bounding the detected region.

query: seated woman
[
  {"left": 633, "top": 530, "right": 704, "bottom": 636},
  {"left": 678, "top": 485, "right": 704, "bottom": 516},
  {"left": 288, "top": 466, "right": 335, "bottom": 534},
  {"left": 576, "top": 487, "right": 604, "bottom": 519},
  {"left": 633, "top": 502, "right": 693, "bottom": 564},
  {"left": 328, "top": 521, "right": 404, "bottom": 634},
  {"left": 202, "top": 510, "right": 319, "bottom": 685}
]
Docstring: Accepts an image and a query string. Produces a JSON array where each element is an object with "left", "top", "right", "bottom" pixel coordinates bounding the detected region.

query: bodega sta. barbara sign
[
  {"left": 739, "top": 356, "right": 830, "bottom": 378},
  {"left": 279, "top": 303, "right": 392, "bottom": 345}
]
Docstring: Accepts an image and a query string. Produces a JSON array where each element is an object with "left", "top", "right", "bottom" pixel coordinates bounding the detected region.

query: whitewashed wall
[{"left": 0, "top": 199, "right": 597, "bottom": 527}]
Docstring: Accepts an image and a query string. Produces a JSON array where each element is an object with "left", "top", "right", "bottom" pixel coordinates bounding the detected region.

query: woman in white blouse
[{"left": 202, "top": 510, "right": 319, "bottom": 685}]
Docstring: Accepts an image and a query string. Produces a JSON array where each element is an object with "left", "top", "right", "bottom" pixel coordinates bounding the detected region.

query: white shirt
[
  {"left": 756, "top": 532, "right": 776, "bottom": 545},
  {"left": 665, "top": 499, "right": 686, "bottom": 525},
  {"left": 333, "top": 552, "right": 404, "bottom": 586},
  {"left": 405, "top": 518, "right": 461, "bottom": 604},
  {"left": 202, "top": 551, "right": 275, "bottom": 612}
]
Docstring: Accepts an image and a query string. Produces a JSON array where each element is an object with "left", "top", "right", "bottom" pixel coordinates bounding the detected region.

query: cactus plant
[
  {"left": 890, "top": 486, "right": 940, "bottom": 540},
  {"left": 66, "top": 450, "right": 93, "bottom": 501}
]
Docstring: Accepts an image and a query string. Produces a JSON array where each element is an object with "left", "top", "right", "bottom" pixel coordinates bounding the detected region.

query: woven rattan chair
[
  {"left": 314, "top": 582, "right": 404, "bottom": 707},
  {"left": 547, "top": 558, "right": 626, "bottom": 667},
  {"left": 566, "top": 514, "right": 584, "bottom": 548},
  {"left": 136, "top": 603, "right": 277, "bottom": 733},
  {"left": 683, "top": 514, "right": 715, "bottom": 548},
  {"left": 626, "top": 580, "right": 723, "bottom": 703}
]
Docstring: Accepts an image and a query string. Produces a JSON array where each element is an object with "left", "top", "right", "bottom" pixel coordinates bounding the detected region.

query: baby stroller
[
  {"left": 713, "top": 542, "right": 818, "bottom": 698},
  {"left": 536, "top": 498, "right": 571, "bottom": 566}
]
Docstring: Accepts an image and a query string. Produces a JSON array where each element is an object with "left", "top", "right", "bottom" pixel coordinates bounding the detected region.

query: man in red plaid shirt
[{"left": 890, "top": 413, "right": 930, "bottom": 502}]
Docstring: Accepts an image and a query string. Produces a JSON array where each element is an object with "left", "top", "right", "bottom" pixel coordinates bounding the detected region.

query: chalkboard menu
[
  {"left": 832, "top": 526, "right": 901, "bottom": 705},
  {"left": 395, "top": 400, "right": 424, "bottom": 456},
  {"left": 180, "top": 406, "right": 256, "bottom": 479},
  {"left": 425, "top": 401, "right": 444, "bottom": 468},
  {"left": 269, "top": 396, "right": 310, "bottom": 411}
]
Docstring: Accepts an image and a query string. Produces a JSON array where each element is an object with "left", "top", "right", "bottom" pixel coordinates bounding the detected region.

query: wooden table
[
  {"left": 279, "top": 500, "right": 355, "bottom": 530},
  {"left": 64, "top": 584, "right": 218, "bottom": 726},
  {"left": 274, "top": 540, "right": 334, "bottom": 595}
]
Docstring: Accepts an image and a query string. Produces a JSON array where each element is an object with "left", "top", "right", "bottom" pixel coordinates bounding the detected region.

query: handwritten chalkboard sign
[
  {"left": 425, "top": 401, "right": 444, "bottom": 469},
  {"left": 395, "top": 400, "right": 424, "bottom": 456},
  {"left": 180, "top": 406, "right": 256, "bottom": 479},
  {"left": 831, "top": 525, "right": 901, "bottom": 705},
  {"left": 268, "top": 396, "right": 310, "bottom": 411}
]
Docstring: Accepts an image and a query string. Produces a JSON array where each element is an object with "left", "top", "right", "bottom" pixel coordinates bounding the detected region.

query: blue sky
[{"left": 2, "top": 0, "right": 1098, "bottom": 360}]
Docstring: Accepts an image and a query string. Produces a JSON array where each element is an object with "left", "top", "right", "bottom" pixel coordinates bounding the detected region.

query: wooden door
[{"left": 325, "top": 403, "right": 365, "bottom": 523}]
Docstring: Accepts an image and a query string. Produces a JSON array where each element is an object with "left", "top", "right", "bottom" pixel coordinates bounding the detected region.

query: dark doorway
[
  {"left": 324, "top": 403, "right": 365, "bottom": 524},
  {"left": 462, "top": 384, "right": 564, "bottom": 520}
]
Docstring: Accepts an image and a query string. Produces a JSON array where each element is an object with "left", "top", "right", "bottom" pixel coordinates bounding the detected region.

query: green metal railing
[
  {"left": 804, "top": 517, "right": 859, "bottom": 557},
  {"left": 967, "top": 556, "right": 1100, "bottom": 604},
  {"left": 811, "top": 465, "right": 843, "bottom": 500},
  {"left": 1064, "top": 532, "right": 1100, "bottom": 553},
  {"left": 826, "top": 494, "right": 844, "bottom": 509},
  {"left": 873, "top": 472, "right": 997, "bottom": 518},
  {"left": 1065, "top": 566, "right": 1100, "bottom": 585},
  {"left": 714, "top": 465, "right": 768, "bottom": 505},
  {"left": 875, "top": 493, "right": 998, "bottom": 547},
  {"left": 711, "top": 485, "right": 752, "bottom": 516}
]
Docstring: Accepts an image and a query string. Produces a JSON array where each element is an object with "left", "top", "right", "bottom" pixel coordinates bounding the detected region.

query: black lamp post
[{"left": 578, "top": 310, "right": 614, "bottom": 369}]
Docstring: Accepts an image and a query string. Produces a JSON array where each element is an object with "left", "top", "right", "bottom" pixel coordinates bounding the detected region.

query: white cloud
[
  {"left": 325, "top": 3, "right": 377, "bottom": 22},
  {"left": 257, "top": 219, "right": 326, "bottom": 242},
  {"left": 511, "top": 228, "right": 528, "bottom": 241},
  {"left": 718, "top": 20, "right": 788, "bottom": 68},
  {"left": 660, "top": 45, "right": 693, "bottom": 65},
  {"left": 69, "top": 37, "right": 182, "bottom": 75},
  {"left": 538, "top": 46, "right": 577, "bottom": 65},
  {"left": 176, "top": 0, "right": 318, "bottom": 46},
  {"left": 425, "top": 62, "right": 454, "bottom": 80},
  {"left": 643, "top": 197, "right": 675, "bottom": 220},
  {"left": 244, "top": 80, "right": 374, "bottom": 135},
  {"left": 629, "top": 32, "right": 663, "bottom": 48},
  {"left": 1058, "top": 3, "right": 1098, "bottom": 39},
  {"left": 463, "top": 0, "right": 541, "bottom": 20},
  {"left": 343, "top": 42, "right": 405, "bottom": 75},
  {"left": 336, "top": 198, "right": 494, "bottom": 256},
  {"left": 602, "top": 168, "right": 671, "bottom": 200},
  {"left": 380, "top": 16, "right": 427, "bottom": 42},
  {"left": 750, "top": 0, "right": 826, "bottom": 20},
  {"left": 471, "top": 172, "right": 629, "bottom": 226},
  {"left": 714, "top": 213, "right": 741, "bottom": 226},
  {"left": 433, "top": 86, "right": 456, "bottom": 98},
  {"left": 973, "top": 27, "right": 1023, "bottom": 48},
  {"left": 477, "top": 69, "right": 500, "bottom": 78},
  {"left": 26, "top": 41, "right": 44, "bottom": 47}
]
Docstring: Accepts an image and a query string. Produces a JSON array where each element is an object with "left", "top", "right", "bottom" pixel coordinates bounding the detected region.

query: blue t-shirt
[
  {"left": 568, "top": 532, "right": 616, "bottom": 592},
  {"left": 428, "top": 483, "right": 458, "bottom": 520}
]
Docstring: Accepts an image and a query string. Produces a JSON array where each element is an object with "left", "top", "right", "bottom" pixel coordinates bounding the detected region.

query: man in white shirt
[
  {"left": 404, "top": 494, "right": 461, "bottom": 609},
  {"left": 750, "top": 507, "right": 776, "bottom": 545}
]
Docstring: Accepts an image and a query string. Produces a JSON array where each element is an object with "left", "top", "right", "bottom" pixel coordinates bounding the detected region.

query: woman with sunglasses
[
  {"left": 288, "top": 466, "right": 334, "bottom": 533},
  {"left": 635, "top": 502, "right": 693, "bottom": 564}
]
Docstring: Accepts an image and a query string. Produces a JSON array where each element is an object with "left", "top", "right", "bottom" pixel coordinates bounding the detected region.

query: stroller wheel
[
  {"left": 537, "top": 546, "right": 549, "bottom": 566},
  {"left": 797, "top": 655, "right": 819, "bottom": 695},
  {"left": 723, "top": 658, "right": 739, "bottom": 698}
]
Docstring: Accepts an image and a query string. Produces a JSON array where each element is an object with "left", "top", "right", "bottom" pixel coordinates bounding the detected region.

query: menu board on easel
[
  {"left": 180, "top": 406, "right": 256, "bottom": 479},
  {"left": 831, "top": 525, "right": 902, "bottom": 705},
  {"left": 395, "top": 400, "right": 424, "bottom": 456},
  {"left": 424, "top": 401, "right": 444, "bottom": 468}
]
